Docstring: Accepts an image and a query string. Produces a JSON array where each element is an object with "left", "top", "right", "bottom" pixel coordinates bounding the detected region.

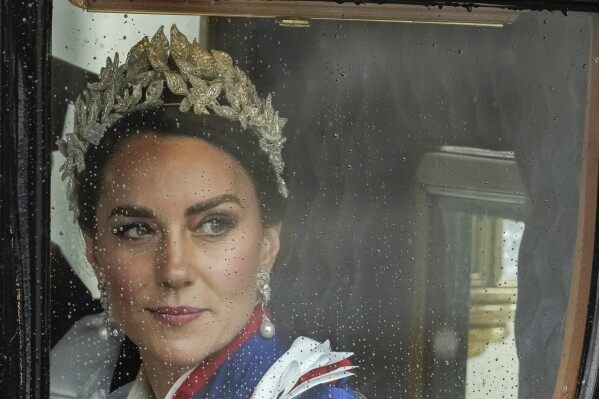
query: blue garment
[{"left": 193, "top": 333, "right": 359, "bottom": 399}]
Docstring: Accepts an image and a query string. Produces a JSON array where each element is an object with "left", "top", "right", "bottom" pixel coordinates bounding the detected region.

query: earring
[
  {"left": 97, "top": 278, "right": 117, "bottom": 340},
  {"left": 257, "top": 270, "right": 275, "bottom": 339}
]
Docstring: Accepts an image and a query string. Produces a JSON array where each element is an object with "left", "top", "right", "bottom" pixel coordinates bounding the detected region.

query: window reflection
[
  {"left": 50, "top": 3, "right": 593, "bottom": 398},
  {"left": 467, "top": 218, "right": 522, "bottom": 398}
]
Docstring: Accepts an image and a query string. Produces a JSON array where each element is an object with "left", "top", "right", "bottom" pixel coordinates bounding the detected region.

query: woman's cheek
[
  {"left": 101, "top": 251, "right": 152, "bottom": 309},
  {"left": 212, "top": 241, "right": 261, "bottom": 298}
]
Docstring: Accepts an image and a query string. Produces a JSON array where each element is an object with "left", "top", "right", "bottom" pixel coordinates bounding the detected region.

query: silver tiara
[{"left": 58, "top": 24, "right": 288, "bottom": 219}]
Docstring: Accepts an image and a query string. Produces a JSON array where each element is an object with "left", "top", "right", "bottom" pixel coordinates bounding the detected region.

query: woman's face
[{"left": 85, "top": 133, "right": 280, "bottom": 369}]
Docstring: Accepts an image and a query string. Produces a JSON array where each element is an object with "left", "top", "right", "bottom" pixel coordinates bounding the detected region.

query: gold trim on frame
[
  {"left": 68, "top": 0, "right": 86, "bottom": 8},
  {"left": 66, "top": 0, "right": 520, "bottom": 27}
]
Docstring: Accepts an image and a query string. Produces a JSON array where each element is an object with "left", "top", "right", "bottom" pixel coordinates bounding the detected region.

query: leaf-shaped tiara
[{"left": 58, "top": 24, "right": 288, "bottom": 219}]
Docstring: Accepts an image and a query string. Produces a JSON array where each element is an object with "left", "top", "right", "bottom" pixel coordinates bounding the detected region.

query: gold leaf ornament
[
  {"left": 150, "top": 26, "right": 169, "bottom": 62},
  {"left": 206, "top": 82, "right": 223, "bottom": 101},
  {"left": 170, "top": 24, "right": 191, "bottom": 63},
  {"left": 146, "top": 79, "right": 164, "bottom": 102},
  {"left": 126, "top": 36, "right": 150, "bottom": 67},
  {"left": 148, "top": 27, "right": 170, "bottom": 73},
  {"left": 131, "top": 70, "right": 158, "bottom": 87},
  {"left": 102, "top": 86, "right": 115, "bottom": 122},
  {"left": 211, "top": 50, "right": 233, "bottom": 68},
  {"left": 58, "top": 24, "right": 289, "bottom": 219},
  {"left": 179, "top": 97, "right": 192, "bottom": 113},
  {"left": 189, "top": 43, "right": 216, "bottom": 78},
  {"left": 175, "top": 59, "right": 203, "bottom": 81},
  {"left": 188, "top": 82, "right": 222, "bottom": 115},
  {"left": 85, "top": 91, "right": 101, "bottom": 123},
  {"left": 211, "top": 105, "right": 239, "bottom": 120},
  {"left": 165, "top": 71, "right": 189, "bottom": 95},
  {"left": 188, "top": 74, "right": 208, "bottom": 90},
  {"left": 74, "top": 96, "right": 86, "bottom": 131}
]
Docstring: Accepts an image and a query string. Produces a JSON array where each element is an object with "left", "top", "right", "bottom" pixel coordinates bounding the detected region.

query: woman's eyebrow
[
  {"left": 184, "top": 194, "right": 242, "bottom": 217},
  {"left": 109, "top": 205, "right": 155, "bottom": 219}
]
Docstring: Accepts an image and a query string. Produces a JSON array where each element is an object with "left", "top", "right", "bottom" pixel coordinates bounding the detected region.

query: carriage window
[{"left": 49, "top": 3, "right": 597, "bottom": 398}]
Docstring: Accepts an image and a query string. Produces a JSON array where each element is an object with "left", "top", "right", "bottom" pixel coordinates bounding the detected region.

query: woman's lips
[{"left": 148, "top": 306, "right": 205, "bottom": 326}]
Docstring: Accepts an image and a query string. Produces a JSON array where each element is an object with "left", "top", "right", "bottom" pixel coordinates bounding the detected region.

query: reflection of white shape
[
  {"left": 251, "top": 337, "right": 356, "bottom": 399},
  {"left": 433, "top": 328, "right": 458, "bottom": 360},
  {"left": 501, "top": 219, "right": 525, "bottom": 279},
  {"left": 466, "top": 323, "right": 519, "bottom": 399}
]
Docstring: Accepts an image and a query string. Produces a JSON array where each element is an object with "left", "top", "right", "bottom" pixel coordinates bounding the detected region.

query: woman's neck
[{"left": 141, "top": 358, "right": 195, "bottom": 399}]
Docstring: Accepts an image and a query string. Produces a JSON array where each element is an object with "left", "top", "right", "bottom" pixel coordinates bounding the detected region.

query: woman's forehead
[{"left": 99, "top": 134, "right": 256, "bottom": 210}]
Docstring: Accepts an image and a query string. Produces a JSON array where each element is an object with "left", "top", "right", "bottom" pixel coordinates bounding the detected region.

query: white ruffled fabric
[{"left": 251, "top": 336, "right": 356, "bottom": 399}]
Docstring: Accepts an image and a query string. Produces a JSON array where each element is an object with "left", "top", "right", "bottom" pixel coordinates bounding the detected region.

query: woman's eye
[
  {"left": 112, "top": 223, "right": 152, "bottom": 239},
  {"left": 198, "top": 216, "right": 235, "bottom": 237}
]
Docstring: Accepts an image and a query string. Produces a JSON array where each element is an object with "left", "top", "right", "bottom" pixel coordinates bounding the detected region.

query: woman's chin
[
  {"left": 127, "top": 311, "right": 246, "bottom": 367},
  {"left": 144, "top": 337, "right": 213, "bottom": 367}
]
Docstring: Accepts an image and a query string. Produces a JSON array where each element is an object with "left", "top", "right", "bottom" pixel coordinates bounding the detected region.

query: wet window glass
[{"left": 49, "top": 3, "right": 597, "bottom": 398}]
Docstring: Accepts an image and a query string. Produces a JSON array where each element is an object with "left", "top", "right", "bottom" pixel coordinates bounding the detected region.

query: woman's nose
[{"left": 157, "top": 229, "right": 194, "bottom": 289}]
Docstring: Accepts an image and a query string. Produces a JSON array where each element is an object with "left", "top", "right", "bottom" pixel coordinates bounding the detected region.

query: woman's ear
[{"left": 259, "top": 223, "right": 281, "bottom": 272}]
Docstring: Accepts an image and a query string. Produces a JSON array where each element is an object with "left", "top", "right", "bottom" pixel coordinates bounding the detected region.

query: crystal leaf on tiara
[{"left": 57, "top": 24, "right": 288, "bottom": 220}]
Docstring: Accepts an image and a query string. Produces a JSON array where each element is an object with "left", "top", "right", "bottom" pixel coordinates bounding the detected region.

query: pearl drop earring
[{"left": 257, "top": 270, "right": 275, "bottom": 339}]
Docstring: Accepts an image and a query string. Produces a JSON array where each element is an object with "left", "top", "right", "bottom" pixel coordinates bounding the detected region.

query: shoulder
[
  {"left": 225, "top": 332, "right": 289, "bottom": 377},
  {"left": 189, "top": 333, "right": 288, "bottom": 398},
  {"left": 50, "top": 313, "right": 125, "bottom": 399}
]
